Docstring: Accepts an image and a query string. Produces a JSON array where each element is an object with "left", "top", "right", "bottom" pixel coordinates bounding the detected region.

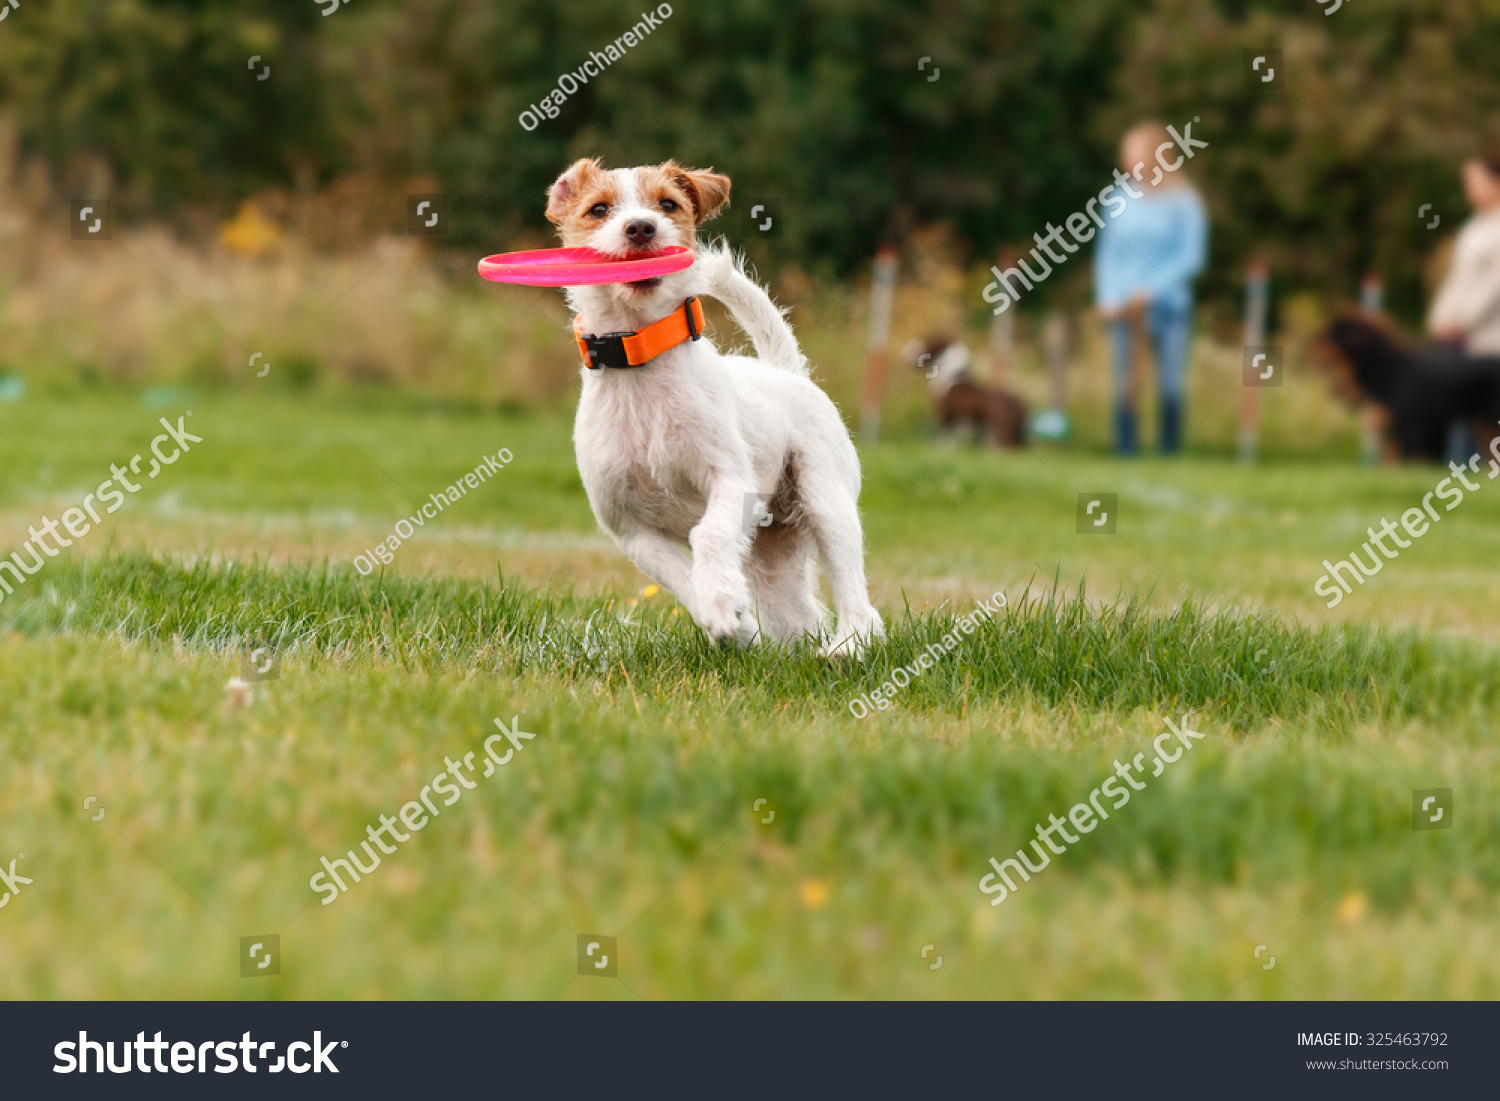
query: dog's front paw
[
  {"left": 819, "top": 633, "right": 867, "bottom": 660},
  {"left": 696, "top": 590, "right": 759, "bottom": 649},
  {"left": 819, "top": 611, "right": 884, "bottom": 661}
]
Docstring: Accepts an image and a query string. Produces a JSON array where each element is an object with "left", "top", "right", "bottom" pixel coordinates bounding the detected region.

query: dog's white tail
[{"left": 695, "top": 243, "right": 809, "bottom": 376}]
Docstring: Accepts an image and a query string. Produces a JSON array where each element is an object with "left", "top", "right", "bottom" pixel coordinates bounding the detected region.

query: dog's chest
[{"left": 574, "top": 370, "right": 713, "bottom": 537}]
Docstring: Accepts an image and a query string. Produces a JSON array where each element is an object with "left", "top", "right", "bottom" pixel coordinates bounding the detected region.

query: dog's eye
[
  {"left": 587, "top": 203, "right": 609, "bottom": 218},
  {"left": 659, "top": 198, "right": 679, "bottom": 213}
]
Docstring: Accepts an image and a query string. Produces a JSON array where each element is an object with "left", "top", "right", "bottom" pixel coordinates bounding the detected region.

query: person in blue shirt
[{"left": 1095, "top": 121, "right": 1209, "bottom": 455}]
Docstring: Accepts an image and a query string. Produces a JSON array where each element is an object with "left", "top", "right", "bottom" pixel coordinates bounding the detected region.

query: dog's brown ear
[
  {"left": 546, "top": 158, "right": 604, "bottom": 223},
  {"left": 666, "top": 162, "right": 731, "bottom": 224}
]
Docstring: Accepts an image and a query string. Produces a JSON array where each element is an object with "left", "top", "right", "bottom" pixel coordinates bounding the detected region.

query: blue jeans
[{"left": 1108, "top": 301, "right": 1192, "bottom": 455}]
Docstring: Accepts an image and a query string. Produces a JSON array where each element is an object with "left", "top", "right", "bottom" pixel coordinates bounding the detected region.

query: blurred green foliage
[
  {"left": 0, "top": 0, "right": 329, "bottom": 207},
  {"left": 4, "top": 0, "right": 1500, "bottom": 318}
]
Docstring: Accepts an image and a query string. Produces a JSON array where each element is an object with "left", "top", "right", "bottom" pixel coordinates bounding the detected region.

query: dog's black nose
[{"left": 624, "top": 219, "right": 657, "bottom": 245}]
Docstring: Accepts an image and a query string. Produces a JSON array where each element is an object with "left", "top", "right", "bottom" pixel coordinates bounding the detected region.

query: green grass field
[{"left": 3, "top": 387, "right": 1500, "bottom": 999}]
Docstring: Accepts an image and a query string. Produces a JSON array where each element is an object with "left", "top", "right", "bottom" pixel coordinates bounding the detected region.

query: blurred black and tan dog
[
  {"left": 907, "top": 338, "right": 1028, "bottom": 448},
  {"left": 1314, "top": 312, "right": 1500, "bottom": 461}
]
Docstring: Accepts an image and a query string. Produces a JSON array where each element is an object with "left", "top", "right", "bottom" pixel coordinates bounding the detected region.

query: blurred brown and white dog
[
  {"left": 544, "top": 157, "right": 883, "bottom": 656},
  {"left": 906, "top": 338, "right": 1028, "bottom": 448}
]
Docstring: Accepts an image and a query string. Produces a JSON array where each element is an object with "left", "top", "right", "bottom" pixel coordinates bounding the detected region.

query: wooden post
[
  {"left": 1237, "top": 258, "right": 1270, "bottom": 463},
  {"left": 988, "top": 247, "right": 1017, "bottom": 386},
  {"left": 1027, "top": 310, "right": 1073, "bottom": 441},
  {"left": 860, "top": 245, "right": 900, "bottom": 443},
  {"left": 1359, "top": 271, "right": 1384, "bottom": 465},
  {"left": 1042, "top": 311, "right": 1069, "bottom": 410}
]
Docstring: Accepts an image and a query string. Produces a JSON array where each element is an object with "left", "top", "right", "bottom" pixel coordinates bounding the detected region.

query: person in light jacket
[
  {"left": 1430, "top": 148, "right": 1500, "bottom": 352},
  {"left": 1095, "top": 121, "right": 1209, "bottom": 455},
  {"left": 1427, "top": 145, "right": 1500, "bottom": 461}
]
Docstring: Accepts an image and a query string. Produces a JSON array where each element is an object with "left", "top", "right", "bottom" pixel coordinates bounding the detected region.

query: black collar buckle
[{"left": 583, "top": 332, "right": 634, "bottom": 370}]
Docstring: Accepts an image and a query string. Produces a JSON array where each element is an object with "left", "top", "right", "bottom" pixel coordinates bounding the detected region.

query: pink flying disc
[{"left": 476, "top": 245, "right": 695, "bottom": 286}]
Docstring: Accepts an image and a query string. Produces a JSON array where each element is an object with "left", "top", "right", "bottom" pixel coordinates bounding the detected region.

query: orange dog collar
[{"left": 573, "top": 297, "right": 705, "bottom": 370}]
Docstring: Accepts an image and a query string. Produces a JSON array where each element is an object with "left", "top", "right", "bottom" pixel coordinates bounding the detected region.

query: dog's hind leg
[
  {"left": 983, "top": 412, "right": 1006, "bottom": 448},
  {"left": 798, "top": 462, "right": 884, "bottom": 659},
  {"left": 745, "top": 526, "right": 827, "bottom": 644},
  {"left": 936, "top": 412, "right": 960, "bottom": 449}
]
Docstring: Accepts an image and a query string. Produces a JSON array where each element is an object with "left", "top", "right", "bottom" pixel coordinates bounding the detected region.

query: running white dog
[{"left": 544, "top": 157, "right": 883, "bottom": 656}]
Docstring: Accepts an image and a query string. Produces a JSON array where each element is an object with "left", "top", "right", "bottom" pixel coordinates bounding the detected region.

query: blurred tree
[
  {"left": 314, "top": 0, "right": 1133, "bottom": 279},
  {"left": 0, "top": 0, "right": 330, "bottom": 216},
  {"left": 4, "top": 0, "right": 1499, "bottom": 322},
  {"left": 1106, "top": 0, "right": 1500, "bottom": 321}
]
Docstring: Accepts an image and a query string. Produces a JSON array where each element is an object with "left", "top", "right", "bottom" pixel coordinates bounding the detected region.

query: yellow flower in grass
[
  {"left": 799, "top": 878, "right": 831, "bottom": 910},
  {"left": 219, "top": 201, "right": 282, "bottom": 257},
  {"left": 642, "top": 585, "right": 659, "bottom": 598},
  {"left": 1336, "top": 892, "right": 1367, "bottom": 924}
]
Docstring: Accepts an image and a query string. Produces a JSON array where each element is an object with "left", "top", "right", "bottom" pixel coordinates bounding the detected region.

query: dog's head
[
  {"left": 545, "top": 158, "right": 730, "bottom": 311},
  {"left": 1313, "top": 311, "right": 1407, "bottom": 407},
  {"left": 903, "top": 336, "right": 969, "bottom": 390},
  {"left": 903, "top": 337, "right": 949, "bottom": 370}
]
